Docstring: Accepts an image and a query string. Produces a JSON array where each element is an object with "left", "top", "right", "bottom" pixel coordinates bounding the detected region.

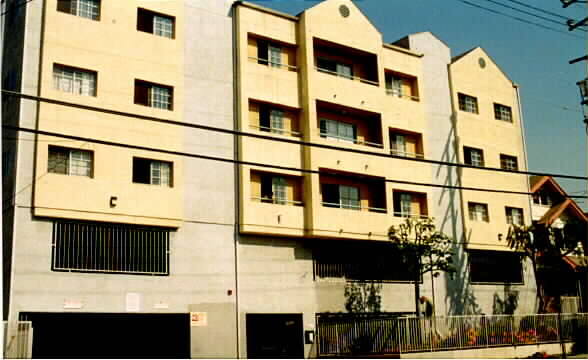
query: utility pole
[{"left": 560, "top": 1, "right": 587, "bottom": 358}]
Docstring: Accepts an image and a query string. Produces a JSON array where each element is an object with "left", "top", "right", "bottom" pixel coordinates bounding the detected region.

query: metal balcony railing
[
  {"left": 248, "top": 56, "right": 298, "bottom": 71},
  {"left": 321, "top": 201, "right": 387, "bottom": 213},
  {"left": 251, "top": 196, "right": 304, "bottom": 206},
  {"left": 249, "top": 124, "right": 302, "bottom": 137},
  {"left": 315, "top": 66, "right": 379, "bottom": 86},
  {"left": 318, "top": 130, "right": 384, "bottom": 148}
]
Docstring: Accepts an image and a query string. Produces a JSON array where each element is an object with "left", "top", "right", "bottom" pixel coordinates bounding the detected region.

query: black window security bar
[{"left": 52, "top": 220, "right": 170, "bottom": 275}]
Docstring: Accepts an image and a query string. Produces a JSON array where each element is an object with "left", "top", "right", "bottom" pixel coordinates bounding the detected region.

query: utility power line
[
  {"left": 456, "top": 0, "right": 586, "bottom": 39},
  {"left": 3, "top": 90, "right": 586, "bottom": 180},
  {"left": 479, "top": 0, "right": 587, "bottom": 32},
  {"left": 4, "top": 124, "right": 587, "bottom": 200},
  {"left": 501, "top": 0, "right": 572, "bottom": 21}
]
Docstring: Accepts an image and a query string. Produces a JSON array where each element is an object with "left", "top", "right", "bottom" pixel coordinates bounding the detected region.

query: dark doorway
[
  {"left": 19, "top": 312, "right": 190, "bottom": 358},
  {"left": 246, "top": 313, "right": 304, "bottom": 359}
]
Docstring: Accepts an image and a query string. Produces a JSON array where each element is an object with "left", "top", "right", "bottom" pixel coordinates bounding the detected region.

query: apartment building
[
  {"left": 234, "top": 0, "right": 535, "bottom": 357},
  {"left": 3, "top": 0, "right": 541, "bottom": 358},
  {"left": 2, "top": 0, "right": 237, "bottom": 357}
]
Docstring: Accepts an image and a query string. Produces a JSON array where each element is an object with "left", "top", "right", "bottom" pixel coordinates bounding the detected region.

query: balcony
[
  {"left": 241, "top": 170, "right": 305, "bottom": 236},
  {"left": 314, "top": 38, "right": 379, "bottom": 87},
  {"left": 245, "top": 36, "right": 299, "bottom": 107},
  {"left": 316, "top": 100, "right": 383, "bottom": 149},
  {"left": 248, "top": 100, "right": 301, "bottom": 137}
]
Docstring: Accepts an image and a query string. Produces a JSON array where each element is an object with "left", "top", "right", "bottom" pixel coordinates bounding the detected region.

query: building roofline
[
  {"left": 383, "top": 43, "right": 423, "bottom": 58},
  {"left": 234, "top": 1, "right": 300, "bottom": 21}
]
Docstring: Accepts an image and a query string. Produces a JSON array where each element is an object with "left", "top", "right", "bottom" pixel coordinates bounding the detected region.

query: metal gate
[{"left": 3, "top": 321, "right": 33, "bottom": 359}]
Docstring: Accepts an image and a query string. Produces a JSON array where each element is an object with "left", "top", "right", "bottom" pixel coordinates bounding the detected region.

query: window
[
  {"left": 458, "top": 93, "right": 479, "bottom": 114},
  {"left": 533, "top": 191, "right": 553, "bottom": 206},
  {"left": 137, "top": 8, "right": 175, "bottom": 38},
  {"left": 386, "top": 76, "right": 403, "bottom": 97},
  {"left": 468, "top": 202, "right": 489, "bottom": 222},
  {"left": 134, "top": 80, "right": 173, "bottom": 110},
  {"left": 494, "top": 103, "right": 512, "bottom": 122},
  {"left": 314, "top": 242, "right": 419, "bottom": 282},
  {"left": 270, "top": 109, "right": 284, "bottom": 134},
  {"left": 259, "top": 174, "right": 287, "bottom": 204},
  {"left": 52, "top": 220, "right": 170, "bottom": 275},
  {"left": 320, "top": 119, "right": 356, "bottom": 143},
  {"left": 469, "top": 250, "right": 523, "bottom": 284},
  {"left": 133, "top": 158, "right": 172, "bottom": 186},
  {"left": 385, "top": 73, "right": 418, "bottom": 100},
  {"left": 393, "top": 191, "right": 427, "bottom": 218},
  {"left": 506, "top": 207, "right": 524, "bottom": 226},
  {"left": 257, "top": 40, "right": 283, "bottom": 67},
  {"left": 500, "top": 154, "right": 518, "bottom": 171},
  {"left": 57, "top": 0, "right": 100, "bottom": 20},
  {"left": 390, "top": 132, "right": 423, "bottom": 158},
  {"left": 48, "top": 146, "right": 93, "bottom": 177},
  {"left": 464, "top": 146, "right": 484, "bottom": 167},
  {"left": 322, "top": 183, "right": 360, "bottom": 210},
  {"left": 317, "top": 57, "right": 353, "bottom": 79},
  {"left": 53, "top": 64, "right": 97, "bottom": 96}
]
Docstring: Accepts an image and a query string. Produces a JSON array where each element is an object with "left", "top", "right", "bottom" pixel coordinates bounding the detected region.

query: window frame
[
  {"left": 458, "top": 93, "right": 479, "bottom": 114},
  {"left": 48, "top": 145, "right": 94, "bottom": 178},
  {"left": 53, "top": 63, "right": 97, "bottom": 97},
  {"left": 319, "top": 118, "right": 357, "bottom": 144},
  {"left": 57, "top": 0, "right": 100, "bottom": 21},
  {"left": 464, "top": 146, "right": 485, "bottom": 167},
  {"left": 505, "top": 206, "right": 524, "bottom": 226},
  {"left": 137, "top": 8, "right": 176, "bottom": 39},
  {"left": 468, "top": 202, "right": 489, "bottom": 222},
  {"left": 494, "top": 103, "right": 513, "bottom": 122},
  {"left": 134, "top": 79, "right": 174, "bottom": 110},
  {"left": 500, "top": 154, "right": 518, "bottom": 171},
  {"left": 132, "top": 157, "right": 173, "bottom": 187}
]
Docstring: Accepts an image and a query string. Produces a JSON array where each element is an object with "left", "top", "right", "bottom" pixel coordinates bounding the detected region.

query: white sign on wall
[{"left": 126, "top": 293, "right": 142, "bottom": 312}]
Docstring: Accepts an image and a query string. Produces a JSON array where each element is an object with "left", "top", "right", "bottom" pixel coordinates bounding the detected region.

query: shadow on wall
[
  {"left": 492, "top": 285, "right": 520, "bottom": 315},
  {"left": 445, "top": 229, "right": 484, "bottom": 315},
  {"left": 344, "top": 281, "right": 382, "bottom": 313},
  {"left": 434, "top": 117, "right": 482, "bottom": 316}
]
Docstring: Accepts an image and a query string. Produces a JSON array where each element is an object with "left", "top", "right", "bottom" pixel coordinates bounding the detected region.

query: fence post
[
  {"left": 557, "top": 312, "right": 566, "bottom": 359},
  {"left": 510, "top": 315, "right": 515, "bottom": 346},
  {"left": 396, "top": 318, "right": 401, "bottom": 354}
]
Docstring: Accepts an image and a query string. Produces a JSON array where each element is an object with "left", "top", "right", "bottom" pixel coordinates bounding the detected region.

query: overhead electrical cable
[
  {"left": 456, "top": 0, "right": 586, "bottom": 39},
  {"left": 479, "top": 0, "right": 587, "bottom": 32},
  {"left": 3, "top": 90, "right": 586, "bottom": 180},
  {"left": 4, "top": 124, "right": 587, "bottom": 200}
]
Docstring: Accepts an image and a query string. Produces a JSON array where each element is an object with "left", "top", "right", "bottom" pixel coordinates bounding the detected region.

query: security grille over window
[
  {"left": 53, "top": 64, "right": 97, "bottom": 96},
  {"left": 468, "top": 202, "right": 489, "bottom": 222},
  {"left": 48, "top": 146, "right": 93, "bottom": 177},
  {"left": 494, "top": 103, "right": 513, "bottom": 122},
  {"left": 151, "top": 86, "right": 172, "bottom": 110},
  {"left": 154, "top": 15, "right": 173, "bottom": 38},
  {"left": 57, "top": 0, "right": 100, "bottom": 20},
  {"left": 506, "top": 207, "right": 524, "bottom": 225},
  {"left": 458, "top": 93, "right": 479, "bottom": 114},
  {"left": 500, "top": 154, "right": 518, "bottom": 171},
  {"left": 52, "top": 220, "right": 170, "bottom": 275}
]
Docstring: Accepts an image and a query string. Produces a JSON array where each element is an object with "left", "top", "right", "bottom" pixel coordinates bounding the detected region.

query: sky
[{"left": 249, "top": 0, "right": 588, "bottom": 209}]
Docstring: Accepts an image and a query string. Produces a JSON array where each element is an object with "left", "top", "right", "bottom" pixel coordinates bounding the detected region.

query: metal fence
[
  {"left": 3, "top": 321, "right": 33, "bottom": 359},
  {"left": 316, "top": 313, "right": 588, "bottom": 356}
]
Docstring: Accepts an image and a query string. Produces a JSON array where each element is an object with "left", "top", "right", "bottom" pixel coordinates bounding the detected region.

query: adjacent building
[
  {"left": 2, "top": 0, "right": 549, "bottom": 358},
  {"left": 3, "top": 0, "right": 237, "bottom": 357},
  {"left": 234, "top": 0, "right": 535, "bottom": 357}
]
